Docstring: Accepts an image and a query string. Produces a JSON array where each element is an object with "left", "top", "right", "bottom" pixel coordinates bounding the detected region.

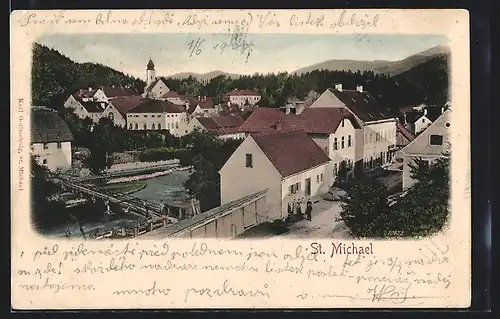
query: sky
[{"left": 36, "top": 33, "right": 449, "bottom": 79}]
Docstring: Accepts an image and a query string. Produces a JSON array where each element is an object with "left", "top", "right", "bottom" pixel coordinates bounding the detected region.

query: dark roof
[
  {"left": 396, "top": 122, "right": 415, "bottom": 142},
  {"left": 31, "top": 109, "right": 74, "bottom": 143},
  {"left": 161, "top": 91, "right": 182, "bottom": 98},
  {"left": 424, "top": 106, "right": 446, "bottom": 122},
  {"left": 405, "top": 111, "right": 424, "bottom": 123},
  {"left": 184, "top": 96, "right": 216, "bottom": 114},
  {"left": 109, "top": 96, "right": 146, "bottom": 115},
  {"left": 328, "top": 88, "right": 394, "bottom": 122},
  {"left": 196, "top": 116, "right": 245, "bottom": 136},
  {"left": 74, "top": 88, "right": 98, "bottom": 99},
  {"left": 80, "top": 101, "right": 107, "bottom": 113},
  {"left": 251, "top": 130, "right": 330, "bottom": 178},
  {"left": 126, "top": 99, "right": 185, "bottom": 114},
  {"left": 147, "top": 58, "right": 155, "bottom": 70},
  {"left": 239, "top": 107, "right": 360, "bottom": 134}
]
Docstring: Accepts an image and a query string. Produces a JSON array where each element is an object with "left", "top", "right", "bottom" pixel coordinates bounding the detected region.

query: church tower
[{"left": 146, "top": 57, "right": 156, "bottom": 88}]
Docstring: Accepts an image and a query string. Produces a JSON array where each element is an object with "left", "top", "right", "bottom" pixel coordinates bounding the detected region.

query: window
[
  {"left": 42, "top": 159, "right": 47, "bottom": 165},
  {"left": 422, "top": 119, "right": 425, "bottom": 123},
  {"left": 370, "top": 133, "right": 373, "bottom": 143},
  {"left": 348, "top": 135, "right": 352, "bottom": 147},
  {"left": 445, "top": 122, "right": 451, "bottom": 128},
  {"left": 333, "top": 163, "right": 338, "bottom": 175},
  {"left": 158, "top": 123, "right": 161, "bottom": 130},
  {"left": 135, "top": 123, "right": 138, "bottom": 130},
  {"left": 320, "top": 173, "right": 323, "bottom": 181},
  {"left": 176, "top": 122, "right": 179, "bottom": 129},
  {"left": 376, "top": 132, "right": 380, "bottom": 141},
  {"left": 108, "top": 112, "right": 114, "bottom": 121},
  {"left": 288, "top": 182, "right": 301, "bottom": 195},
  {"left": 429, "top": 134, "right": 444, "bottom": 146},
  {"left": 143, "top": 123, "right": 147, "bottom": 130},
  {"left": 333, "top": 138, "right": 338, "bottom": 150},
  {"left": 57, "top": 142, "right": 62, "bottom": 149},
  {"left": 158, "top": 115, "right": 161, "bottom": 118},
  {"left": 129, "top": 123, "right": 133, "bottom": 129},
  {"left": 144, "top": 115, "right": 148, "bottom": 118},
  {"left": 43, "top": 143, "right": 48, "bottom": 150},
  {"left": 341, "top": 119, "right": 345, "bottom": 127},
  {"left": 151, "top": 123, "right": 155, "bottom": 130},
  {"left": 341, "top": 136, "right": 345, "bottom": 149},
  {"left": 245, "top": 154, "right": 253, "bottom": 168}
]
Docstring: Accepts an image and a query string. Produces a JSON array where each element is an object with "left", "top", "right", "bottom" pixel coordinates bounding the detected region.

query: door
[{"left": 305, "top": 178, "right": 311, "bottom": 196}]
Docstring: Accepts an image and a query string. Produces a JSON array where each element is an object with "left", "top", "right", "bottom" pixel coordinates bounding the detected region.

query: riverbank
[{"left": 106, "top": 166, "right": 192, "bottom": 184}]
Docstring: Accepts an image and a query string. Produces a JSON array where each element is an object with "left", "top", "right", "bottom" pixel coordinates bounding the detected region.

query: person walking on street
[{"left": 305, "top": 200, "right": 313, "bottom": 221}]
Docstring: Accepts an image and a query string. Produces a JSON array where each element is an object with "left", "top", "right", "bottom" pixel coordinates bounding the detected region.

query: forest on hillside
[{"left": 32, "top": 43, "right": 450, "bottom": 111}]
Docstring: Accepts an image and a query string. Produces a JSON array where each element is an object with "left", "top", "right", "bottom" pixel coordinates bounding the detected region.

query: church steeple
[{"left": 147, "top": 57, "right": 155, "bottom": 71}]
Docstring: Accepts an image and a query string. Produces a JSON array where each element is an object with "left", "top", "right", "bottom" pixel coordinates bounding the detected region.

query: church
[{"left": 142, "top": 58, "right": 170, "bottom": 100}]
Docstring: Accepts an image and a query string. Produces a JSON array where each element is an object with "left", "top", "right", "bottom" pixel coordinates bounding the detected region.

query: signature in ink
[{"left": 213, "top": 25, "right": 255, "bottom": 63}]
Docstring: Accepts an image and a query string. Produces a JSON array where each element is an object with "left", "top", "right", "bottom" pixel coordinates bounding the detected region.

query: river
[{"left": 42, "top": 170, "right": 191, "bottom": 238}]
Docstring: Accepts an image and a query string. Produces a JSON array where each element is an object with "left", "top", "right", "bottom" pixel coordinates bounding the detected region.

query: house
[
  {"left": 30, "top": 107, "right": 74, "bottom": 172},
  {"left": 401, "top": 109, "right": 451, "bottom": 190},
  {"left": 142, "top": 58, "right": 170, "bottom": 99},
  {"left": 71, "top": 86, "right": 137, "bottom": 103},
  {"left": 219, "top": 130, "right": 331, "bottom": 221},
  {"left": 403, "top": 106, "right": 448, "bottom": 135},
  {"left": 224, "top": 89, "right": 261, "bottom": 107},
  {"left": 309, "top": 84, "right": 398, "bottom": 172},
  {"left": 160, "top": 90, "right": 185, "bottom": 105},
  {"left": 64, "top": 95, "right": 106, "bottom": 122},
  {"left": 184, "top": 116, "right": 245, "bottom": 140},
  {"left": 184, "top": 96, "right": 218, "bottom": 118},
  {"left": 125, "top": 99, "right": 188, "bottom": 136},
  {"left": 105, "top": 96, "right": 145, "bottom": 127},
  {"left": 280, "top": 96, "right": 307, "bottom": 115},
  {"left": 239, "top": 107, "right": 361, "bottom": 181}
]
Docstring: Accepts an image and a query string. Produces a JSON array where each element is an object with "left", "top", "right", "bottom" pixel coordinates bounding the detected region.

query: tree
[
  {"left": 30, "top": 157, "right": 67, "bottom": 231},
  {"left": 84, "top": 146, "right": 112, "bottom": 175},
  {"left": 339, "top": 179, "right": 392, "bottom": 238}
]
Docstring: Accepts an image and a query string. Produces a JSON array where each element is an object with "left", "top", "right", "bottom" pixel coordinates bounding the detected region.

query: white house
[
  {"left": 401, "top": 109, "right": 451, "bottom": 190},
  {"left": 30, "top": 107, "right": 74, "bottom": 172},
  {"left": 64, "top": 96, "right": 107, "bottom": 123},
  {"left": 309, "top": 84, "right": 398, "bottom": 172},
  {"left": 220, "top": 130, "right": 331, "bottom": 221},
  {"left": 160, "top": 90, "right": 185, "bottom": 105},
  {"left": 239, "top": 106, "right": 361, "bottom": 182},
  {"left": 142, "top": 58, "right": 170, "bottom": 99},
  {"left": 403, "top": 106, "right": 448, "bottom": 135},
  {"left": 106, "top": 95, "right": 145, "bottom": 128},
  {"left": 125, "top": 99, "right": 188, "bottom": 136},
  {"left": 225, "top": 89, "right": 261, "bottom": 107},
  {"left": 184, "top": 115, "right": 245, "bottom": 140},
  {"left": 72, "top": 86, "right": 137, "bottom": 103}
]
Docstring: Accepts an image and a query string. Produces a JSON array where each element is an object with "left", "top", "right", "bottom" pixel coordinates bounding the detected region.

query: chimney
[
  {"left": 88, "top": 87, "right": 92, "bottom": 91},
  {"left": 184, "top": 100, "right": 190, "bottom": 111},
  {"left": 424, "top": 109, "right": 428, "bottom": 116},
  {"left": 403, "top": 113, "right": 407, "bottom": 124},
  {"left": 203, "top": 96, "right": 207, "bottom": 102},
  {"left": 334, "top": 83, "right": 343, "bottom": 92},
  {"left": 101, "top": 102, "right": 105, "bottom": 108},
  {"left": 198, "top": 96, "right": 201, "bottom": 101},
  {"left": 356, "top": 85, "right": 363, "bottom": 93},
  {"left": 441, "top": 107, "right": 445, "bottom": 114}
]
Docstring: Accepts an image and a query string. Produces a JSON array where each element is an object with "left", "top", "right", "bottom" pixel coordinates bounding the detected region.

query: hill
[
  {"left": 374, "top": 45, "right": 451, "bottom": 76},
  {"left": 31, "top": 43, "right": 145, "bottom": 109},
  {"left": 290, "top": 45, "right": 450, "bottom": 77},
  {"left": 292, "top": 60, "right": 392, "bottom": 75},
  {"left": 166, "top": 70, "right": 241, "bottom": 81}
]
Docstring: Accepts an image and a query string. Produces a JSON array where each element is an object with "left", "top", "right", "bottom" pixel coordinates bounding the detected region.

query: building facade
[
  {"left": 220, "top": 130, "right": 331, "bottom": 220},
  {"left": 30, "top": 107, "right": 74, "bottom": 172},
  {"left": 401, "top": 109, "right": 451, "bottom": 190},
  {"left": 225, "top": 89, "right": 261, "bottom": 106},
  {"left": 184, "top": 116, "right": 245, "bottom": 140}
]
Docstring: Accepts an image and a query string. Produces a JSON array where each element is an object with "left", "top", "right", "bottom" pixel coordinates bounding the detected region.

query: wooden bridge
[{"left": 53, "top": 174, "right": 181, "bottom": 223}]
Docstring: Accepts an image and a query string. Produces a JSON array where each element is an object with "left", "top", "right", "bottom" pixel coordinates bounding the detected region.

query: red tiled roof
[
  {"left": 109, "top": 96, "right": 145, "bottom": 115},
  {"left": 126, "top": 99, "right": 186, "bottom": 114},
  {"left": 196, "top": 116, "right": 245, "bottom": 136},
  {"left": 239, "top": 107, "right": 360, "bottom": 134},
  {"left": 328, "top": 88, "right": 395, "bottom": 122},
  {"left": 251, "top": 130, "right": 330, "bottom": 178},
  {"left": 396, "top": 122, "right": 415, "bottom": 142},
  {"left": 225, "top": 89, "right": 259, "bottom": 96}
]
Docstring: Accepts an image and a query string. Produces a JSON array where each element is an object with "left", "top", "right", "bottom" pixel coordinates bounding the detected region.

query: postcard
[{"left": 11, "top": 9, "right": 471, "bottom": 309}]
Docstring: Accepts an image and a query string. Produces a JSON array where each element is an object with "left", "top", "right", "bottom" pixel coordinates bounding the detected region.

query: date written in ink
[{"left": 310, "top": 242, "right": 374, "bottom": 257}]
